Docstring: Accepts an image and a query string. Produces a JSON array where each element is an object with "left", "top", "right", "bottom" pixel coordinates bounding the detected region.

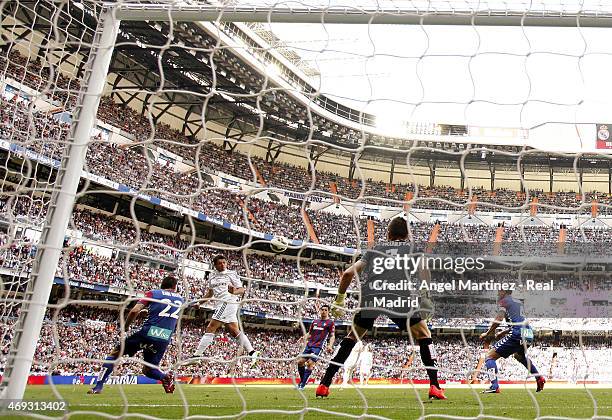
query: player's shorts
[
  {"left": 492, "top": 333, "right": 529, "bottom": 358},
  {"left": 300, "top": 345, "right": 323, "bottom": 362},
  {"left": 360, "top": 363, "right": 372, "bottom": 374},
  {"left": 212, "top": 301, "right": 239, "bottom": 324},
  {"left": 353, "top": 310, "right": 422, "bottom": 331},
  {"left": 119, "top": 331, "right": 170, "bottom": 366}
]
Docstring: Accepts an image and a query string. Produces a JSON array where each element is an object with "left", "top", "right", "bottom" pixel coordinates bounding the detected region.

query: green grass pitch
[{"left": 3, "top": 385, "right": 611, "bottom": 419}]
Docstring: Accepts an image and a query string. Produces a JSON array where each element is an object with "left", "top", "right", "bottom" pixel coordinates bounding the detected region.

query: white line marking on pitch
[{"left": 70, "top": 403, "right": 612, "bottom": 410}]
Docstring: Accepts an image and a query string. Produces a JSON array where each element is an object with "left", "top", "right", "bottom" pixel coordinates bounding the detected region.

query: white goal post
[
  {"left": 0, "top": 7, "right": 120, "bottom": 401},
  {"left": 114, "top": 3, "right": 612, "bottom": 27}
]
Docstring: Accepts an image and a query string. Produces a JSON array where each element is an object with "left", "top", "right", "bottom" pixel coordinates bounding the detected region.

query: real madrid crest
[{"left": 598, "top": 125, "right": 610, "bottom": 141}]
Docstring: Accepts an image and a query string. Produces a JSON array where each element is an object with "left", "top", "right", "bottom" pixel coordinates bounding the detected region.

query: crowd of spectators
[
  {"left": 51, "top": 244, "right": 354, "bottom": 307},
  {"left": 4, "top": 65, "right": 612, "bottom": 256},
  {"left": 437, "top": 223, "right": 497, "bottom": 243},
  {"left": 2, "top": 305, "right": 611, "bottom": 381},
  {"left": 3, "top": 49, "right": 612, "bottom": 220},
  {"left": 0, "top": 50, "right": 79, "bottom": 108},
  {"left": 4, "top": 38, "right": 612, "bottom": 393},
  {"left": 5, "top": 200, "right": 612, "bottom": 298}
]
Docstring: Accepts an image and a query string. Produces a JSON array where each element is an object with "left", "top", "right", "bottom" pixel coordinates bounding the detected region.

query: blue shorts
[
  {"left": 492, "top": 334, "right": 528, "bottom": 359},
  {"left": 301, "top": 345, "right": 323, "bottom": 362},
  {"left": 117, "top": 331, "right": 170, "bottom": 367}
]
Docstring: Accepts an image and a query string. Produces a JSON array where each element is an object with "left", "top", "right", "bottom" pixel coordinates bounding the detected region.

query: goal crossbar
[{"left": 113, "top": 3, "right": 612, "bottom": 27}]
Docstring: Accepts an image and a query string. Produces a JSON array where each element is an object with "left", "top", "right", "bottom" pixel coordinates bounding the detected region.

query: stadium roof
[{"left": 12, "top": 1, "right": 612, "bottom": 172}]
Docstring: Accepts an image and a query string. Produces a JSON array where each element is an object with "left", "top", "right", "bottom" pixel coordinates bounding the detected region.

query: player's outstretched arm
[
  {"left": 228, "top": 284, "right": 245, "bottom": 295},
  {"left": 332, "top": 260, "right": 364, "bottom": 317},
  {"left": 125, "top": 302, "right": 146, "bottom": 330},
  {"left": 495, "top": 328, "right": 512, "bottom": 341},
  {"left": 338, "top": 260, "right": 365, "bottom": 295},
  {"left": 479, "top": 310, "right": 505, "bottom": 341},
  {"left": 203, "top": 288, "right": 213, "bottom": 300},
  {"left": 328, "top": 333, "right": 335, "bottom": 348}
]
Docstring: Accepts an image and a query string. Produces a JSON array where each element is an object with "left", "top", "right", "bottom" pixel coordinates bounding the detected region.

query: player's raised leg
[
  {"left": 90, "top": 275, "right": 182, "bottom": 394},
  {"left": 194, "top": 319, "right": 222, "bottom": 356},
  {"left": 316, "top": 323, "right": 366, "bottom": 397},
  {"left": 482, "top": 349, "right": 502, "bottom": 393},
  {"left": 514, "top": 350, "right": 545, "bottom": 392},
  {"left": 227, "top": 322, "right": 260, "bottom": 367},
  {"left": 193, "top": 314, "right": 259, "bottom": 365}
]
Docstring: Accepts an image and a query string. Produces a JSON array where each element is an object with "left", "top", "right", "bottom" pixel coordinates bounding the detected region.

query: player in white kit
[
  {"left": 359, "top": 344, "right": 373, "bottom": 386},
  {"left": 341, "top": 340, "right": 364, "bottom": 388},
  {"left": 193, "top": 255, "right": 260, "bottom": 365}
]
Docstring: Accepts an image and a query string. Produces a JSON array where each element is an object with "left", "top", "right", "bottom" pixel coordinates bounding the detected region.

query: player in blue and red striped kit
[
  {"left": 88, "top": 275, "right": 183, "bottom": 394},
  {"left": 296, "top": 305, "right": 335, "bottom": 390}
]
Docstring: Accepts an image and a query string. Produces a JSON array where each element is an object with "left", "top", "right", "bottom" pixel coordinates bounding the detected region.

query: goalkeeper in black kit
[{"left": 316, "top": 217, "right": 446, "bottom": 400}]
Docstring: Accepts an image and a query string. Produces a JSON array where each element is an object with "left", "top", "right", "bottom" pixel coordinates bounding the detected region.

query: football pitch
[{"left": 2, "top": 385, "right": 611, "bottom": 419}]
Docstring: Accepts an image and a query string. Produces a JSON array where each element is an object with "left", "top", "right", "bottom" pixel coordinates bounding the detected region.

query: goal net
[{"left": 0, "top": 0, "right": 610, "bottom": 418}]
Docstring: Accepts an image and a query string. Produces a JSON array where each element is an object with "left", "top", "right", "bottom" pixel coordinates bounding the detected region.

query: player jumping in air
[
  {"left": 479, "top": 289, "right": 545, "bottom": 393},
  {"left": 296, "top": 304, "right": 335, "bottom": 390},
  {"left": 88, "top": 275, "right": 182, "bottom": 394},
  {"left": 315, "top": 217, "right": 447, "bottom": 400},
  {"left": 193, "top": 254, "right": 260, "bottom": 365}
]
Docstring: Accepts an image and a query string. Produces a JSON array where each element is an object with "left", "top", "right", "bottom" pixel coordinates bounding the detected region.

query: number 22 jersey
[{"left": 138, "top": 289, "right": 184, "bottom": 341}]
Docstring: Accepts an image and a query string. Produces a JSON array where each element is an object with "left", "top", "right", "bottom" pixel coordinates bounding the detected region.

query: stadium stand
[{"left": 1, "top": 46, "right": 610, "bottom": 389}]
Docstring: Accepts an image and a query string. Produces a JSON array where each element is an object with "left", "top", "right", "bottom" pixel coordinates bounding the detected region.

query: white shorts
[
  {"left": 360, "top": 363, "right": 372, "bottom": 374},
  {"left": 345, "top": 355, "right": 359, "bottom": 370},
  {"left": 212, "top": 301, "right": 239, "bottom": 324}
]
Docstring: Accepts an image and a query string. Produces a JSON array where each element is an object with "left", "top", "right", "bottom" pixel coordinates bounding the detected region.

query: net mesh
[{"left": 0, "top": 0, "right": 611, "bottom": 418}]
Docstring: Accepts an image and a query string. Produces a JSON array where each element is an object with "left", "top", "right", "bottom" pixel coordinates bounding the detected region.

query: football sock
[
  {"left": 194, "top": 333, "right": 214, "bottom": 356},
  {"left": 418, "top": 337, "right": 440, "bottom": 388},
  {"left": 342, "top": 367, "right": 351, "bottom": 385},
  {"left": 298, "top": 364, "right": 305, "bottom": 382},
  {"left": 145, "top": 368, "right": 166, "bottom": 381},
  {"left": 320, "top": 337, "right": 356, "bottom": 387},
  {"left": 235, "top": 332, "right": 255, "bottom": 354},
  {"left": 515, "top": 353, "right": 539, "bottom": 375},
  {"left": 301, "top": 368, "right": 313, "bottom": 386},
  {"left": 93, "top": 356, "right": 116, "bottom": 390},
  {"left": 485, "top": 358, "right": 500, "bottom": 388}
]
